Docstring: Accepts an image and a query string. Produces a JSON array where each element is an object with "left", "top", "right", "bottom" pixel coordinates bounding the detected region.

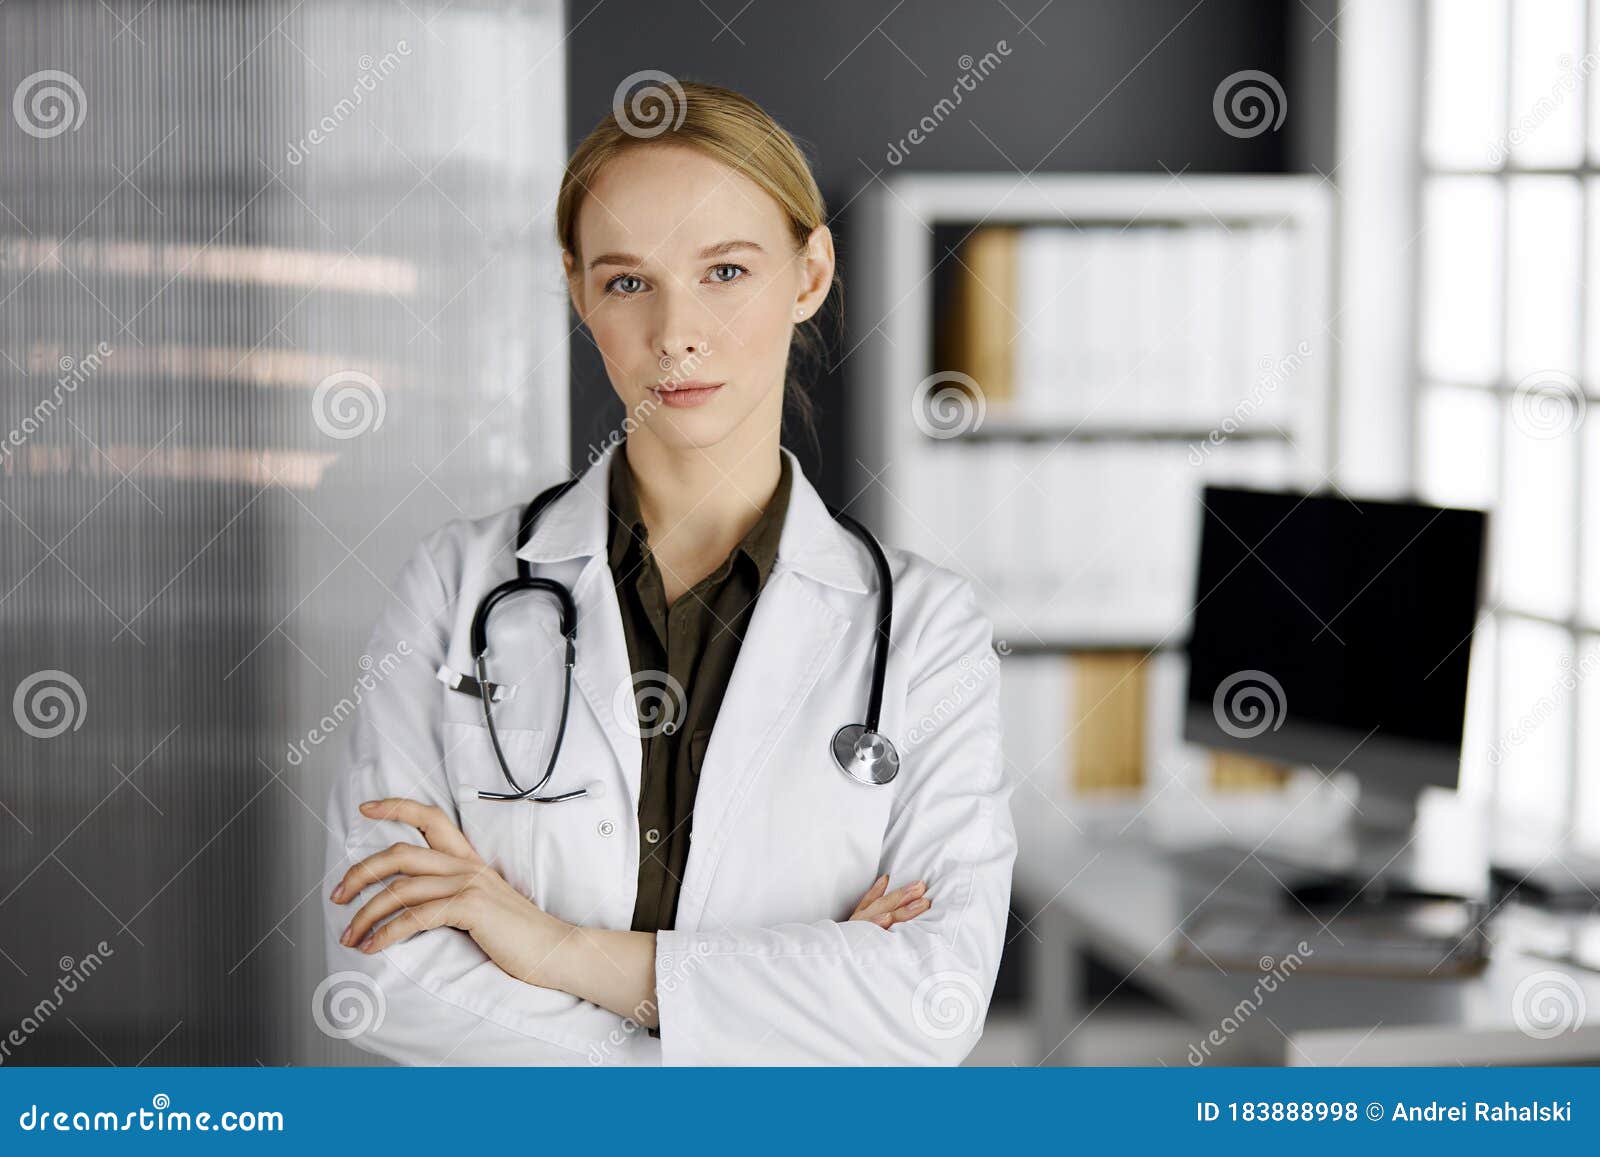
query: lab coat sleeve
[
  {"left": 653, "top": 575, "right": 1018, "bottom": 1065},
  {"left": 320, "top": 525, "right": 637, "bottom": 1066}
]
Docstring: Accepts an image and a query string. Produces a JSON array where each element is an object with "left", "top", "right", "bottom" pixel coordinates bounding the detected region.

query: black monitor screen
[{"left": 1182, "top": 485, "right": 1487, "bottom": 793}]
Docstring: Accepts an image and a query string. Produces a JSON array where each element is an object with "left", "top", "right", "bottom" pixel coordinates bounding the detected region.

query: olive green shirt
[{"left": 606, "top": 447, "right": 792, "bottom": 935}]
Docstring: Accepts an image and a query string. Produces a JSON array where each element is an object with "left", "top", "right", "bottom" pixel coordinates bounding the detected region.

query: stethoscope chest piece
[{"left": 831, "top": 723, "right": 900, "bottom": 786}]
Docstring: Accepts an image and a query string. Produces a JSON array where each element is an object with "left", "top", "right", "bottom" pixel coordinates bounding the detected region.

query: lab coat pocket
[{"left": 441, "top": 720, "right": 541, "bottom": 900}]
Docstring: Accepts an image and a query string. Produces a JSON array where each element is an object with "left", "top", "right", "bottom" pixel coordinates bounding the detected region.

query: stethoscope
[{"left": 436, "top": 473, "right": 900, "bottom": 802}]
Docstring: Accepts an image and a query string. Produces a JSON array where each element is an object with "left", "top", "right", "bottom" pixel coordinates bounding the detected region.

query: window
[{"left": 1417, "top": 0, "right": 1600, "bottom": 846}]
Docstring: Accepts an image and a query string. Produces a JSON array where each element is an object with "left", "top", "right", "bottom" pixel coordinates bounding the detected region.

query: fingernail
[
  {"left": 340, "top": 926, "right": 352, "bottom": 945},
  {"left": 331, "top": 884, "right": 345, "bottom": 902},
  {"left": 359, "top": 935, "right": 375, "bottom": 952},
  {"left": 359, "top": 801, "right": 376, "bottom": 812},
  {"left": 909, "top": 880, "right": 925, "bottom": 895}
]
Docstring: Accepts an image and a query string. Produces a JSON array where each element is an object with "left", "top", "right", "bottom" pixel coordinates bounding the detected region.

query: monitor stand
[{"left": 1268, "top": 782, "right": 1489, "bottom": 905}]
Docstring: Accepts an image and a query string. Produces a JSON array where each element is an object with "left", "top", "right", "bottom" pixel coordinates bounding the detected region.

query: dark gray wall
[{"left": 565, "top": 0, "right": 1338, "bottom": 503}]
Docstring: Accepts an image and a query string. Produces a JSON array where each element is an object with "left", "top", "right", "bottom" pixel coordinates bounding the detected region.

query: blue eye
[
  {"left": 605, "top": 273, "right": 645, "bottom": 296},
  {"left": 604, "top": 263, "right": 749, "bottom": 296}
]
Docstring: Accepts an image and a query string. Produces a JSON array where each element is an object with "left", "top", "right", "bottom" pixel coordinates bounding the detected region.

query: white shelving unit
[{"left": 849, "top": 173, "right": 1335, "bottom": 653}]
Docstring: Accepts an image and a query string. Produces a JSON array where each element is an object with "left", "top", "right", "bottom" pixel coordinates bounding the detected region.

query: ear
[{"left": 795, "top": 224, "right": 835, "bottom": 317}]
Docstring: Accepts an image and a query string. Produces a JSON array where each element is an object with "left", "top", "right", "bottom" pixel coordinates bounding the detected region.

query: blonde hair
[{"left": 556, "top": 78, "right": 838, "bottom": 448}]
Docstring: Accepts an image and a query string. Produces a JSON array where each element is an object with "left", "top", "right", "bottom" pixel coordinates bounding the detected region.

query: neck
[{"left": 621, "top": 420, "right": 783, "bottom": 565}]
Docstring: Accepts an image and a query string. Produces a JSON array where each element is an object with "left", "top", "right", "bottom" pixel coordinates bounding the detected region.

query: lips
[
  {"left": 650, "top": 379, "right": 724, "bottom": 409},
  {"left": 654, "top": 379, "right": 722, "bottom": 393}
]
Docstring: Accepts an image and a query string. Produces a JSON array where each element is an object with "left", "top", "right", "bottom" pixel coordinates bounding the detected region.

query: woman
[{"left": 322, "top": 80, "right": 1016, "bottom": 1065}]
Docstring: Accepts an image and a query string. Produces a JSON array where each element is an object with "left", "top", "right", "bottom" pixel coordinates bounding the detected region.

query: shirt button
[
  {"left": 597, "top": 819, "right": 615, "bottom": 837},
  {"left": 645, "top": 827, "right": 660, "bottom": 844},
  {"left": 662, "top": 719, "right": 678, "bottom": 735}
]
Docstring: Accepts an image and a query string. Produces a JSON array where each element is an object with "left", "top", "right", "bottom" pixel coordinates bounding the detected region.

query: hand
[
  {"left": 848, "top": 873, "right": 930, "bottom": 929},
  {"left": 330, "top": 798, "right": 571, "bottom": 987}
]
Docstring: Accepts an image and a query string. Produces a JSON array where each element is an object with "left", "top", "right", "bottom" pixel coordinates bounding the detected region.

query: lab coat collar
[{"left": 514, "top": 440, "right": 871, "bottom": 596}]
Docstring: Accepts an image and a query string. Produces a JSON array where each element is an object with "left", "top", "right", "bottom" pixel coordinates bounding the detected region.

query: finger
[
  {"left": 885, "top": 896, "right": 932, "bottom": 926},
  {"left": 340, "top": 873, "right": 466, "bottom": 948},
  {"left": 851, "top": 874, "right": 889, "bottom": 916},
  {"left": 358, "top": 798, "right": 479, "bottom": 861},
  {"left": 359, "top": 897, "right": 469, "bottom": 953},
  {"left": 332, "top": 843, "right": 468, "bottom": 903},
  {"left": 854, "top": 880, "right": 926, "bottom": 921}
]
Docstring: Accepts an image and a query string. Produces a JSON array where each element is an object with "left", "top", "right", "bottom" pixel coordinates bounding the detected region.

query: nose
[{"left": 652, "top": 287, "right": 713, "bottom": 376}]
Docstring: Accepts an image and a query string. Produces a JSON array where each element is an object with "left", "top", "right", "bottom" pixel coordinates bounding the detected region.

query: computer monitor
[{"left": 1182, "top": 485, "right": 1488, "bottom": 842}]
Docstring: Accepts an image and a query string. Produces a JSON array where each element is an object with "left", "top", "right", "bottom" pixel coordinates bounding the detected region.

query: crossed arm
[
  {"left": 324, "top": 530, "right": 1013, "bottom": 1063},
  {"left": 330, "top": 797, "right": 932, "bottom": 1029}
]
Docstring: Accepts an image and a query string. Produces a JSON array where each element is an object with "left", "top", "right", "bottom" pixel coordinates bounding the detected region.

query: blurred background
[{"left": 3, "top": 0, "right": 1598, "bottom": 1066}]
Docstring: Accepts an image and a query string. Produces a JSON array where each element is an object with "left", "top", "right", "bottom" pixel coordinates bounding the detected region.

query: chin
[{"left": 645, "top": 411, "right": 740, "bottom": 450}]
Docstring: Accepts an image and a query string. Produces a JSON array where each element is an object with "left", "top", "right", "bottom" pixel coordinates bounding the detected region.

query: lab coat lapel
[
  {"left": 670, "top": 567, "right": 851, "bottom": 930},
  {"left": 514, "top": 442, "right": 875, "bottom": 925},
  {"left": 671, "top": 448, "right": 872, "bottom": 930}
]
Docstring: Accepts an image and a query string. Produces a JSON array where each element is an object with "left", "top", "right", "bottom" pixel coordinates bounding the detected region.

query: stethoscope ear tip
[{"left": 831, "top": 723, "right": 899, "bottom": 786}]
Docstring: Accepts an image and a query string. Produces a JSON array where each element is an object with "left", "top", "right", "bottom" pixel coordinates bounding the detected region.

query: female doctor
[{"left": 321, "top": 79, "right": 1016, "bottom": 1066}]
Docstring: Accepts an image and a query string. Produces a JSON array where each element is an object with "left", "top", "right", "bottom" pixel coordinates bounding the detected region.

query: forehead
[{"left": 575, "top": 144, "right": 790, "bottom": 263}]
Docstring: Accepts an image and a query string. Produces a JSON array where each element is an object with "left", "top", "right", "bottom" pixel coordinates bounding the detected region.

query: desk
[{"left": 1012, "top": 787, "right": 1600, "bottom": 1065}]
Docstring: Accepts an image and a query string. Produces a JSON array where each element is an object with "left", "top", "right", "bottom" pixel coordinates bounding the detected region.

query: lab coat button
[
  {"left": 645, "top": 827, "right": 660, "bottom": 844},
  {"left": 597, "top": 819, "right": 615, "bottom": 837}
]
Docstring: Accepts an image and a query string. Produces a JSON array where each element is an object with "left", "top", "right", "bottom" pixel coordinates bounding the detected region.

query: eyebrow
[{"left": 586, "top": 239, "right": 766, "bottom": 272}]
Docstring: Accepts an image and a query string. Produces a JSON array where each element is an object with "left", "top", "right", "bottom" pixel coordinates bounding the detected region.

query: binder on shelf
[
  {"left": 1071, "top": 650, "right": 1148, "bottom": 794},
  {"left": 938, "top": 226, "right": 1017, "bottom": 411}
]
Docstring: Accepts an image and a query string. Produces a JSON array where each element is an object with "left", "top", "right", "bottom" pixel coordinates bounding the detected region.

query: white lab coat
[{"left": 321, "top": 441, "right": 1017, "bottom": 1065}]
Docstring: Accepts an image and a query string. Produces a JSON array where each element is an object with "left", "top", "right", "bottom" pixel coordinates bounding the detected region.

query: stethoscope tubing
[{"left": 456, "top": 469, "right": 898, "bottom": 801}]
